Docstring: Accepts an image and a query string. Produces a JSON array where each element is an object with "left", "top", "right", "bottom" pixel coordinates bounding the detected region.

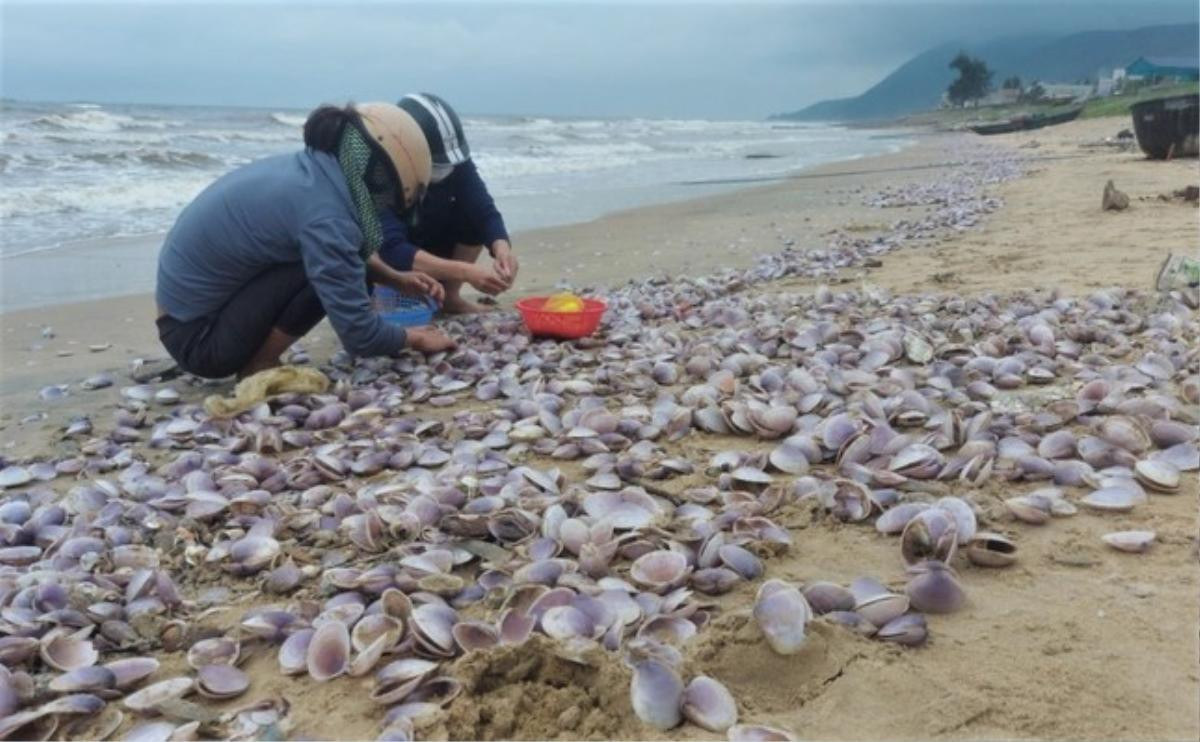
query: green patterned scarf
[{"left": 337, "top": 124, "right": 385, "bottom": 259}]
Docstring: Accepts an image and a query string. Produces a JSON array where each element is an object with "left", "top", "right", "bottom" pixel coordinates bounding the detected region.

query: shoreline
[
  {"left": 0, "top": 119, "right": 915, "bottom": 313},
  {"left": 0, "top": 130, "right": 934, "bottom": 315}
]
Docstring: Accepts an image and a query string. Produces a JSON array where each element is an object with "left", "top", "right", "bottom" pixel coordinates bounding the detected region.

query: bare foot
[{"left": 440, "top": 294, "right": 492, "bottom": 314}]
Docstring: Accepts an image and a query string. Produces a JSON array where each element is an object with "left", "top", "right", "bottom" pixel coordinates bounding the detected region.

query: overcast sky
[{"left": 2, "top": 1, "right": 1196, "bottom": 118}]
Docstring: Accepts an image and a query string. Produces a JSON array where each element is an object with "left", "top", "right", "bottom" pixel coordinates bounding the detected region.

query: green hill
[{"left": 776, "top": 23, "right": 1198, "bottom": 122}]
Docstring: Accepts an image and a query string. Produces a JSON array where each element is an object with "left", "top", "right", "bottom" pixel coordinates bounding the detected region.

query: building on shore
[{"left": 1125, "top": 56, "right": 1200, "bottom": 82}]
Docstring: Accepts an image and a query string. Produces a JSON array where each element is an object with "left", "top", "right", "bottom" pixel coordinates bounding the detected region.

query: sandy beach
[{"left": 0, "top": 116, "right": 1196, "bottom": 741}]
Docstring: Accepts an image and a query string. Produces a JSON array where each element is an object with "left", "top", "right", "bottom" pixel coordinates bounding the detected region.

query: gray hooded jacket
[{"left": 156, "top": 150, "right": 405, "bottom": 357}]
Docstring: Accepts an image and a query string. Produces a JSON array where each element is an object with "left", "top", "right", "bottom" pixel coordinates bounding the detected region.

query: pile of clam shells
[{"left": 2, "top": 142, "right": 1196, "bottom": 741}]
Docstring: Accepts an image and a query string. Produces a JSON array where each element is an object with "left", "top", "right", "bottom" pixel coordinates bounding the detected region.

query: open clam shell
[
  {"left": 801, "top": 582, "right": 856, "bottom": 615},
  {"left": 753, "top": 580, "right": 811, "bottom": 655},
  {"left": 410, "top": 604, "right": 458, "bottom": 656},
  {"left": 1150, "top": 420, "right": 1197, "bottom": 449},
  {"left": 629, "top": 550, "right": 689, "bottom": 593},
  {"left": 1133, "top": 459, "right": 1180, "bottom": 493},
  {"left": 1080, "top": 485, "right": 1144, "bottom": 512},
  {"left": 123, "top": 677, "right": 193, "bottom": 712},
  {"left": 453, "top": 621, "right": 500, "bottom": 652},
  {"left": 630, "top": 660, "right": 683, "bottom": 731},
  {"left": 47, "top": 666, "right": 116, "bottom": 694},
  {"left": 964, "top": 532, "right": 1017, "bottom": 567},
  {"left": 239, "top": 610, "right": 298, "bottom": 642},
  {"left": 900, "top": 508, "right": 957, "bottom": 566},
  {"left": 498, "top": 610, "right": 536, "bottom": 645},
  {"left": 39, "top": 630, "right": 99, "bottom": 672},
  {"left": 38, "top": 692, "right": 105, "bottom": 716},
  {"left": 186, "top": 637, "right": 239, "bottom": 670},
  {"left": 682, "top": 675, "right": 738, "bottom": 732},
  {"left": 731, "top": 466, "right": 773, "bottom": 486},
  {"left": 278, "top": 629, "right": 314, "bottom": 675},
  {"left": 306, "top": 622, "right": 350, "bottom": 682},
  {"left": 1004, "top": 495, "right": 1053, "bottom": 525},
  {"left": 372, "top": 658, "right": 440, "bottom": 705},
  {"left": 875, "top": 502, "right": 929, "bottom": 535},
  {"left": 934, "top": 497, "right": 976, "bottom": 543},
  {"left": 829, "top": 479, "right": 874, "bottom": 522},
  {"left": 905, "top": 561, "right": 965, "bottom": 614},
  {"left": 541, "top": 605, "right": 596, "bottom": 641},
  {"left": 103, "top": 657, "right": 160, "bottom": 690},
  {"left": 195, "top": 664, "right": 249, "bottom": 699},
  {"left": 768, "top": 436, "right": 810, "bottom": 474},
  {"left": 1098, "top": 416, "right": 1151, "bottom": 453},
  {"left": 850, "top": 577, "right": 909, "bottom": 627},
  {"left": 692, "top": 567, "right": 742, "bottom": 595},
  {"left": 1101, "top": 530, "right": 1156, "bottom": 553},
  {"left": 405, "top": 676, "right": 463, "bottom": 707},
  {"left": 348, "top": 634, "right": 391, "bottom": 677},
  {"left": 875, "top": 612, "right": 928, "bottom": 646},
  {"left": 1153, "top": 442, "right": 1199, "bottom": 472},
  {"left": 351, "top": 614, "right": 404, "bottom": 653},
  {"left": 717, "top": 544, "right": 763, "bottom": 580},
  {"left": 583, "top": 490, "right": 659, "bottom": 529},
  {"left": 748, "top": 405, "right": 798, "bottom": 440},
  {"left": 823, "top": 610, "right": 877, "bottom": 637},
  {"left": 264, "top": 559, "right": 303, "bottom": 594}
]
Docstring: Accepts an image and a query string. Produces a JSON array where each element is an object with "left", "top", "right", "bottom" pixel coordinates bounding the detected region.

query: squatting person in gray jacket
[{"left": 155, "top": 102, "right": 455, "bottom": 379}]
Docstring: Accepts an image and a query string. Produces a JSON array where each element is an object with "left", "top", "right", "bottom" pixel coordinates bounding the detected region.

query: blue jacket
[
  {"left": 156, "top": 150, "right": 407, "bottom": 357},
  {"left": 378, "top": 159, "right": 508, "bottom": 270}
]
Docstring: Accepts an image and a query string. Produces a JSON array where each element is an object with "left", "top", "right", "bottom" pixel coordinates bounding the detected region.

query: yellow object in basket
[{"left": 544, "top": 292, "right": 585, "bottom": 313}]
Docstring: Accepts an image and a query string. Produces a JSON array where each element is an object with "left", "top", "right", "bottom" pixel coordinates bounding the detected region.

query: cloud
[{"left": 2, "top": 2, "right": 1196, "bottom": 117}]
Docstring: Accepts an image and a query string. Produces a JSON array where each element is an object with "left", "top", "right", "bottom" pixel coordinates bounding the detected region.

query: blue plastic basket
[{"left": 375, "top": 286, "right": 436, "bottom": 327}]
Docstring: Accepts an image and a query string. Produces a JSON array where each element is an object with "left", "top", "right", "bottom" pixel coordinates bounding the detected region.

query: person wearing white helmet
[
  {"left": 378, "top": 92, "right": 518, "bottom": 313},
  {"left": 156, "top": 102, "right": 455, "bottom": 379}
]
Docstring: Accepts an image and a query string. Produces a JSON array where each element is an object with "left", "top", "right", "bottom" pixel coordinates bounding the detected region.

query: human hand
[
  {"left": 406, "top": 326, "right": 457, "bottom": 353},
  {"left": 492, "top": 242, "right": 519, "bottom": 287},
  {"left": 465, "top": 264, "right": 508, "bottom": 295},
  {"left": 394, "top": 271, "right": 445, "bottom": 305}
]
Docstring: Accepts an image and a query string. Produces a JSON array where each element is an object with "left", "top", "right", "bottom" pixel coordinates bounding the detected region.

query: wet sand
[{"left": 0, "top": 116, "right": 1196, "bottom": 741}]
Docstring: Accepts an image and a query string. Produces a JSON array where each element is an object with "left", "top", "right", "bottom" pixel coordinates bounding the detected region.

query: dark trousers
[{"left": 157, "top": 263, "right": 325, "bottom": 379}]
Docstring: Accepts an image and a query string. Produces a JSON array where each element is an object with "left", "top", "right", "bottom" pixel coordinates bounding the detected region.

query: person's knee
[
  {"left": 276, "top": 287, "right": 326, "bottom": 337},
  {"left": 173, "top": 350, "right": 241, "bottom": 380}
]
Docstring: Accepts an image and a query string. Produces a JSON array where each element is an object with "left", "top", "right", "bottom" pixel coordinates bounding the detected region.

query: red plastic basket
[{"left": 516, "top": 296, "right": 607, "bottom": 339}]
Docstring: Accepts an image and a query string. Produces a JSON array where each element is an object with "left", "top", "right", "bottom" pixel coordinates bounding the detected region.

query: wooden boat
[
  {"left": 1029, "top": 107, "right": 1082, "bottom": 129},
  {"left": 1130, "top": 94, "right": 1199, "bottom": 159},
  {"left": 969, "top": 107, "right": 1082, "bottom": 136},
  {"left": 970, "top": 119, "right": 1025, "bottom": 135}
]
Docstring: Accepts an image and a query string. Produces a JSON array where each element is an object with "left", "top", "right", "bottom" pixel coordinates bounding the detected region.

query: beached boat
[
  {"left": 1130, "top": 93, "right": 1199, "bottom": 159},
  {"left": 970, "top": 119, "right": 1024, "bottom": 135},
  {"left": 969, "top": 107, "right": 1082, "bottom": 136}
]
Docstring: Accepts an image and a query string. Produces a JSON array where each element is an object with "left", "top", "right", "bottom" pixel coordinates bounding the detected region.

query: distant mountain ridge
[{"left": 776, "top": 23, "right": 1199, "bottom": 122}]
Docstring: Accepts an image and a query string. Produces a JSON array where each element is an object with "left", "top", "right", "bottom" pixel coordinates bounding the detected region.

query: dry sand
[{"left": 0, "top": 116, "right": 1197, "bottom": 741}]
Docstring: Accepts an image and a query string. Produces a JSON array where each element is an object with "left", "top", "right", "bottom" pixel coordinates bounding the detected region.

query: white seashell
[
  {"left": 1101, "top": 530, "right": 1156, "bottom": 553},
  {"left": 630, "top": 660, "right": 683, "bottom": 730},
  {"left": 682, "top": 675, "right": 738, "bottom": 732},
  {"left": 753, "top": 580, "right": 810, "bottom": 654}
]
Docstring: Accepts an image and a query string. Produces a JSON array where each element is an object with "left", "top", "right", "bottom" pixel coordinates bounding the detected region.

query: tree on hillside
[
  {"left": 946, "top": 52, "right": 994, "bottom": 107},
  {"left": 1021, "top": 82, "right": 1046, "bottom": 103},
  {"left": 1002, "top": 76, "right": 1022, "bottom": 90}
]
